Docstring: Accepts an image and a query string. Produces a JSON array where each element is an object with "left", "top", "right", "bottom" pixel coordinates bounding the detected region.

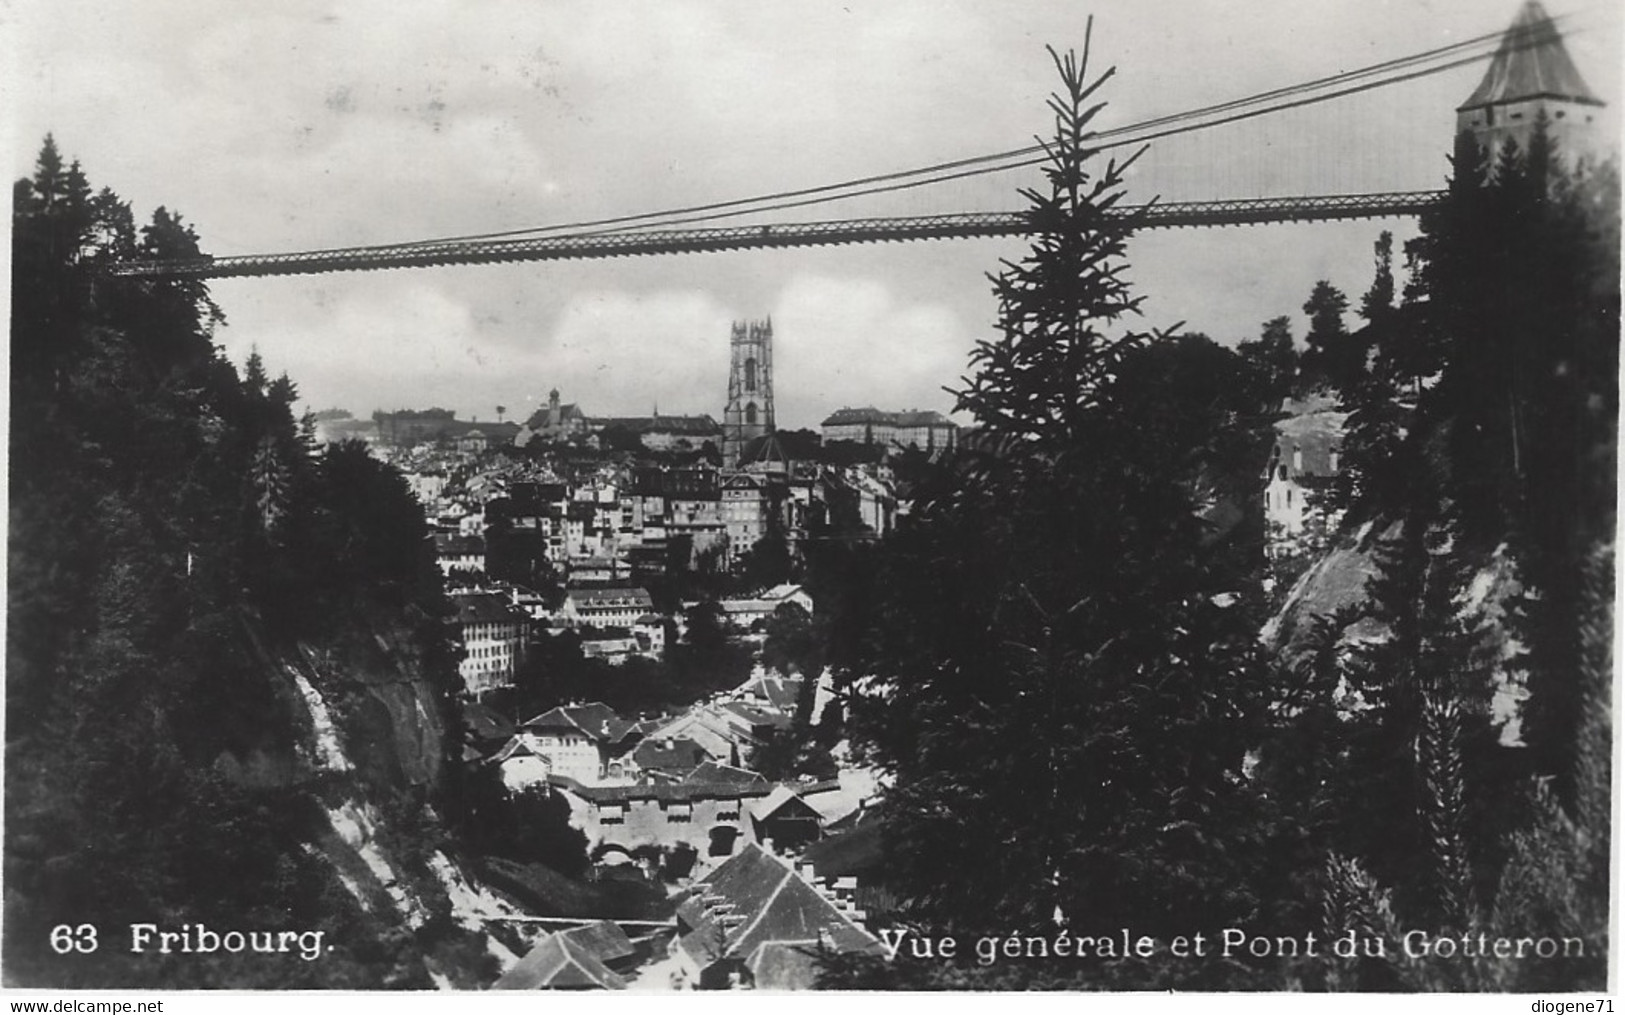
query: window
[
  {"left": 745, "top": 358, "right": 757, "bottom": 390},
  {"left": 746, "top": 403, "right": 758, "bottom": 426}
]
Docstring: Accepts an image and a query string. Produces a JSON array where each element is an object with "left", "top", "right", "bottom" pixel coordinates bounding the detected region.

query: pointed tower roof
[{"left": 1458, "top": 2, "right": 1603, "bottom": 112}]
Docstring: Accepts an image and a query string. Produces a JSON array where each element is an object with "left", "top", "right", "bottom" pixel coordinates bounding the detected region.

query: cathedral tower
[
  {"left": 723, "top": 318, "right": 774, "bottom": 467},
  {"left": 1456, "top": 2, "right": 1605, "bottom": 172}
]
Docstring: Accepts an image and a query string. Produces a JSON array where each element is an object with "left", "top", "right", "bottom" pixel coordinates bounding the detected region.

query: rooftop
[
  {"left": 451, "top": 591, "right": 524, "bottom": 625},
  {"left": 1459, "top": 1, "right": 1603, "bottom": 112},
  {"left": 822, "top": 407, "right": 955, "bottom": 428}
]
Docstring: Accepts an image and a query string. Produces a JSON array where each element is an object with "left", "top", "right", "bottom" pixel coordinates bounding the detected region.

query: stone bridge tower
[
  {"left": 1456, "top": 1, "right": 1605, "bottom": 172},
  {"left": 723, "top": 318, "right": 774, "bottom": 467}
]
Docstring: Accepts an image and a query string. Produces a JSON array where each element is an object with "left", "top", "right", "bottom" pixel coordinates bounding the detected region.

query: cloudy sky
[{"left": 7, "top": 0, "right": 1619, "bottom": 429}]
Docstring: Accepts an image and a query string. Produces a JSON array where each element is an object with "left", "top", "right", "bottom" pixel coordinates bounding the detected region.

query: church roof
[
  {"left": 521, "top": 403, "right": 586, "bottom": 429},
  {"left": 1458, "top": 2, "right": 1603, "bottom": 112},
  {"left": 739, "top": 432, "right": 790, "bottom": 467}
]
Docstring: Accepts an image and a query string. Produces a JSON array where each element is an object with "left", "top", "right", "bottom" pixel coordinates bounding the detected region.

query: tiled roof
[
  {"left": 739, "top": 433, "right": 790, "bottom": 466},
  {"left": 739, "top": 674, "right": 803, "bottom": 712},
  {"left": 488, "top": 735, "right": 551, "bottom": 765},
  {"left": 752, "top": 784, "right": 816, "bottom": 821},
  {"left": 1459, "top": 2, "right": 1603, "bottom": 111},
  {"left": 630, "top": 736, "right": 710, "bottom": 774},
  {"left": 596, "top": 415, "right": 720, "bottom": 435},
  {"left": 685, "top": 761, "right": 770, "bottom": 788},
  {"left": 674, "top": 844, "right": 880, "bottom": 981},
  {"left": 568, "top": 587, "right": 654, "bottom": 608},
  {"left": 452, "top": 591, "right": 524, "bottom": 625},
  {"left": 719, "top": 701, "right": 791, "bottom": 729},
  {"left": 492, "top": 921, "right": 633, "bottom": 990},
  {"left": 522, "top": 702, "right": 637, "bottom": 743},
  {"left": 435, "top": 533, "right": 485, "bottom": 555},
  {"left": 821, "top": 407, "right": 954, "bottom": 428},
  {"left": 521, "top": 403, "right": 587, "bottom": 429},
  {"left": 462, "top": 700, "right": 516, "bottom": 742},
  {"left": 1270, "top": 410, "right": 1346, "bottom": 481},
  {"left": 551, "top": 775, "right": 839, "bottom": 804}
]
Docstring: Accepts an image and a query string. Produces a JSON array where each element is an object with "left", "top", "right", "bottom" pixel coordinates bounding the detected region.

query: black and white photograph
[{"left": 4, "top": 0, "right": 1620, "bottom": 994}]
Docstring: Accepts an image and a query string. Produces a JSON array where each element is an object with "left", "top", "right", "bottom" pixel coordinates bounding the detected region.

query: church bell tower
[{"left": 723, "top": 318, "right": 774, "bottom": 467}]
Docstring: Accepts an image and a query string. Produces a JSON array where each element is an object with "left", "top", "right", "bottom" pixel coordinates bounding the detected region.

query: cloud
[
  {"left": 15, "top": 0, "right": 1620, "bottom": 434},
  {"left": 774, "top": 274, "right": 971, "bottom": 427}
]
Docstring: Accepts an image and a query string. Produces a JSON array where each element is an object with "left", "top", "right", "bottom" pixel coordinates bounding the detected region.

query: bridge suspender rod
[{"left": 106, "top": 191, "right": 1445, "bottom": 281}]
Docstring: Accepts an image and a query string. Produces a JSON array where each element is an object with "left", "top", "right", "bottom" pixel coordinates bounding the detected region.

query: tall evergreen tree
[
  {"left": 1237, "top": 315, "right": 1298, "bottom": 407},
  {"left": 847, "top": 34, "right": 1271, "bottom": 951},
  {"left": 1358, "top": 231, "right": 1397, "bottom": 325},
  {"left": 1297, "top": 280, "right": 1357, "bottom": 392}
]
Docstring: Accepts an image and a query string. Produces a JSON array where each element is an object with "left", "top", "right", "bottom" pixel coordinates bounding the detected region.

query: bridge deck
[{"left": 106, "top": 191, "right": 1444, "bottom": 280}]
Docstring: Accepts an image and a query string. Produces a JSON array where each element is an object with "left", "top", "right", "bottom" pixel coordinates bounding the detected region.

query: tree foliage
[
  {"left": 1250, "top": 122, "right": 1617, "bottom": 991},
  {"left": 8, "top": 140, "right": 473, "bottom": 987},
  {"left": 842, "top": 36, "right": 1274, "bottom": 950}
]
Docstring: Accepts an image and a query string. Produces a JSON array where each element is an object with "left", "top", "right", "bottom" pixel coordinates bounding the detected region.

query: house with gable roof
[
  {"left": 1263, "top": 397, "right": 1347, "bottom": 558},
  {"left": 672, "top": 843, "right": 881, "bottom": 990},
  {"left": 521, "top": 702, "right": 640, "bottom": 785},
  {"left": 492, "top": 920, "right": 638, "bottom": 990},
  {"left": 750, "top": 785, "right": 824, "bottom": 852}
]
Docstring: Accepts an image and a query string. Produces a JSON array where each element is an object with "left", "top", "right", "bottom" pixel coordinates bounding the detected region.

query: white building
[
  {"left": 821, "top": 407, "right": 957, "bottom": 453},
  {"left": 1264, "top": 403, "right": 1347, "bottom": 557},
  {"left": 562, "top": 587, "right": 657, "bottom": 629},
  {"left": 453, "top": 591, "right": 527, "bottom": 697}
]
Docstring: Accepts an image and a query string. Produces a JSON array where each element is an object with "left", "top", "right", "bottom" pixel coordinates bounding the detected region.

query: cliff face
[
  {"left": 208, "top": 602, "right": 533, "bottom": 988},
  {"left": 1263, "top": 521, "right": 1530, "bottom": 743},
  {"left": 215, "top": 603, "right": 447, "bottom": 794}
]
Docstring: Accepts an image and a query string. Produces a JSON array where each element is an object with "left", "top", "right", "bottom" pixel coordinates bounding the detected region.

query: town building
[
  {"left": 552, "top": 777, "right": 840, "bottom": 865},
  {"left": 487, "top": 734, "right": 553, "bottom": 790},
  {"left": 521, "top": 703, "right": 641, "bottom": 785},
  {"left": 594, "top": 414, "right": 722, "bottom": 453},
  {"left": 671, "top": 844, "right": 882, "bottom": 989},
  {"left": 562, "top": 586, "right": 657, "bottom": 629},
  {"left": 493, "top": 921, "right": 638, "bottom": 990},
  {"left": 821, "top": 407, "right": 958, "bottom": 453},
  {"left": 435, "top": 533, "right": 486, "bottom": 576},
  {"left": 1263, "top": 400, "right": 1346, "bottom": 558},
  {"left": 404, "top": 470, "right": 447, "bottom": 505},
  {"left": 452, "top": 591, "right": 527, "bottom": 697},
  {"left": 515, "top": 389, "right": 590, "bottom": 447},
  {"left": 717, "top": 584, "right": 813, "bottom": 631}
]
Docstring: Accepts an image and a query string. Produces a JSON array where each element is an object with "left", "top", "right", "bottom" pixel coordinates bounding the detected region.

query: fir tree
[{"left": 846, "top": 32, "right": 1272, "bottom": 953}]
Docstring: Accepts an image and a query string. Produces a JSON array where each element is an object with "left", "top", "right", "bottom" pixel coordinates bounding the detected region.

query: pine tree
[
  {"left": 1358, "top": 231, "right": 1397, "bottom": 325},
  {"left": 1297, "top": 280, "right": 1355, "bottom": 392},
  {"left": 1237, "top": 315, "right": 1298, "bottom": 407},
  {"left": 847, "top": 32, "right": 1272, "bottom": 952}
]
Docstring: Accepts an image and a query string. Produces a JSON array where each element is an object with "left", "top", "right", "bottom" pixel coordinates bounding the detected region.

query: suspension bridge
[{"left": 104, "top": 5, "right": 1605, "bottom": 281}]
